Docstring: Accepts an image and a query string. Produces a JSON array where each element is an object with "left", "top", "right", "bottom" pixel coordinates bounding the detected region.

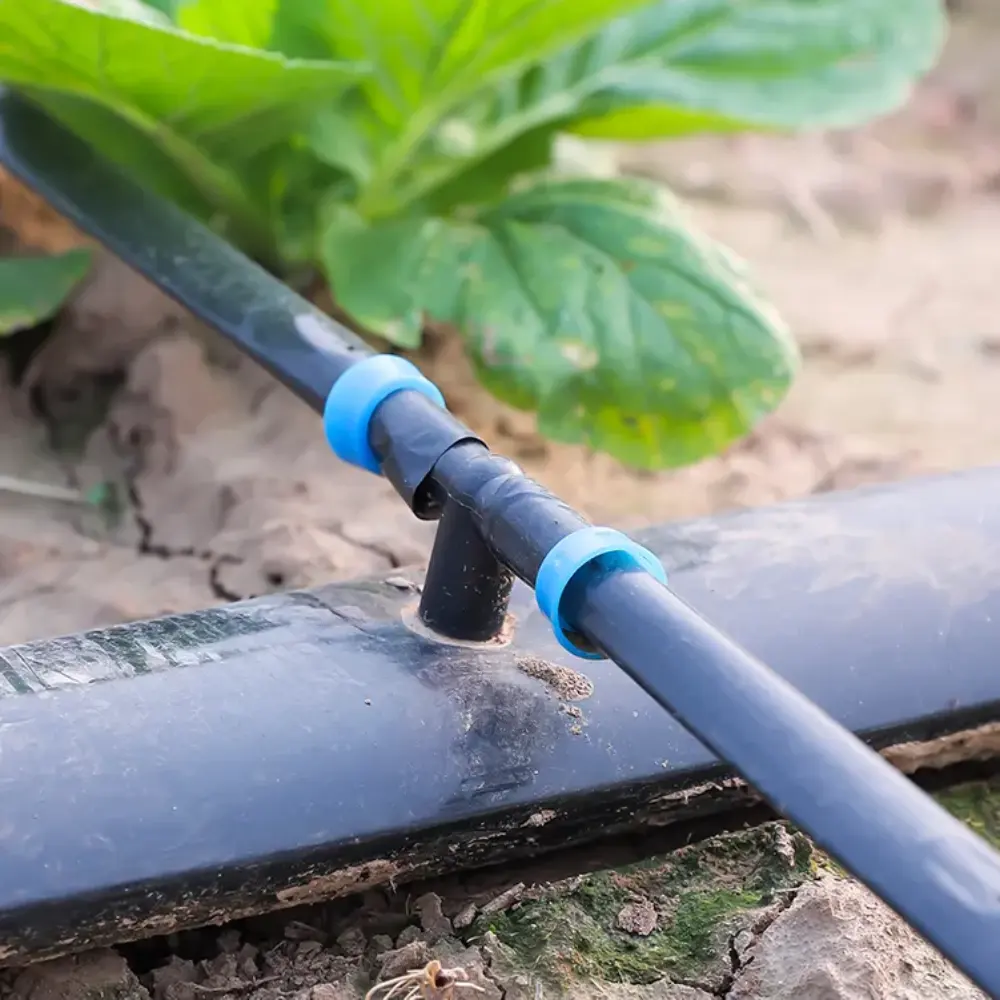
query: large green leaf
[
  {"left": 0, "top": 0, "right": 363, "bottom": 243},
  {"left": 566, "top": 0, "right": 947, "bottom": 138},
  {"left": 340, "top": 57, "right": 610, "bottom": 215},
  {"left": 301, "top": 0, "right": 660, "bottom": 217},
  {"left": 0, "top": 0, "right": 361, "bottom": 140},
  {"left": 0, "top": 251, "right": 92, "bottom": 337},
  {"left": 269, "top": 0, "right": 340, "bottom": 60},
  {"left": 315, "top": 0, "right": 657, "bottom": 124},
  {"left": 322, "top": 177, "right": 797, "bottom": 468},
  {"left": 322, "top": 0, "right": 944, "bottom": 218}
]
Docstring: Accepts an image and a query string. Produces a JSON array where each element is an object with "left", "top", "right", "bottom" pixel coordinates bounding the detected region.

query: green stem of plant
[{"left": 354, "top": 94, "right": 466, "bottom": 220}]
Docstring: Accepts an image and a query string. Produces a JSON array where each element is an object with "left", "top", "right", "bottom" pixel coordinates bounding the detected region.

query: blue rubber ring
[
  {"left": 323, "top": 356, "right": 446, "bottom": 474},
  {"left": 535, "top": 527, "right": 668, "bottom": 659}
]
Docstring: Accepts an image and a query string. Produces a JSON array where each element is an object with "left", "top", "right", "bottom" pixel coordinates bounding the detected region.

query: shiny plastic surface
[{"left": 0, "top": 470, "right": 997, "bottom": 962}]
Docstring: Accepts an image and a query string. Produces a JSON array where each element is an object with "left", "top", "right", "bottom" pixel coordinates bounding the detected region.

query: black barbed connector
[{"left": 417, "top": 499, "right": 513, "bottom": 642}]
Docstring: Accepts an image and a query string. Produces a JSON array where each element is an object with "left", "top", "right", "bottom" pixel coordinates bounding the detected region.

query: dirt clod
[
  {"left": 728, "top": 877, "right": 987, "bottom": 999},
  {"left": 302, "top": 986, "right": 354, "bottom": 1000},
  {"left": 771, "top": 826, "right": 797, "bottom": 869},
  {"left": 393, "top": 927, "right": 422, "bottom": 950},
  {"left": 333, "top": 931, "right": 364, "bottom": 961},
  {"left": 616, "top": 899, "right": 658, "bottom": 937},
  {"left": 413, "top": 895, "right": 452, "bottom": 943},
  {"left": 374, "top": 942, "right": 431, "bottom": 983},
  {"left": 367, "top": 938, "right": 392, "bottom": 959},
  {"left": 150, "top": 958, "right": 198, "bottom": 1000},
  {"left": 515, "top": 657, "right": 594, "bottom": 701},
  {"left": 450, "top": 905, "right": 477, "bottom": 932},
  {"left": 479, "top": 884, "right": 526, "bottom": 917},
  {"left": 5, "top": 952, "right": 149, "bottom": 1000}
]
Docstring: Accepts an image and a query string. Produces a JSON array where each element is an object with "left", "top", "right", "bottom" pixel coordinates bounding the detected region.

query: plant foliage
[
  {"left": 0, "top": 249, "right": 92, "bottom": 337},
  {"left": 0, "top": 0, "right": 946, "bottom": 467}
]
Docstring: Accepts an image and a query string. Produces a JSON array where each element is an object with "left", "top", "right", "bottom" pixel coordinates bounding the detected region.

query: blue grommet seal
[
  {"left": 323, "top": 356, "right": 446, "bottom": 474},
  {"left": 535, "top": 526, "right": 668, "bottom": 659}
]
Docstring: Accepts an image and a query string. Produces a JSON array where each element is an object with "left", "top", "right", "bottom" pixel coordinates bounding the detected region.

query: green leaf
[
  {"left": 0, "top": 250, "right": 92, "bottom": 337},
  {"left": 176, "top": 0, "right": 277, "bottom": 49},
  {"left": 0, "top": 0, "right": 363, "bottom": 249},
  {"left": 322, "top": 177, "right": 798, "bottom": 468},
  {"left": 353, "top": 58, "right": 603, "bottom": 216},
  {"left": 0, "top": 0, "right": 360, "bottom": 138},
  {"left": 337, "top": 0, "right": 944, "bottom": 218},
  {"left": 311, "top": 0, "right": 661, "bottom": 217},
  {"left": 420, "top": 126, "right": 556, "bottom": 215},
  {"left": 319, "top": 0, "right": 657, "bottom": 125},
  {"left": 307, "top": 98, "right": 384, "bottom": 184},
  {"left": 565, "top": 0, "right": 947, "bottom": 139},
  {"left": 269, "top": 0, "right": 339, "bottom": 59}
]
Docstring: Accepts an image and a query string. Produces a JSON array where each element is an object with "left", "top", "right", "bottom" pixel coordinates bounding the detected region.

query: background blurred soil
[{"left": 1, "top": 0, "right": 1000, "bottom": 648}]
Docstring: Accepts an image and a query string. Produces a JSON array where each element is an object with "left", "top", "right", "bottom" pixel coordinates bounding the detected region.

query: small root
[{"left": 366, "top": 959, "right": 487, "bottom": 1000}]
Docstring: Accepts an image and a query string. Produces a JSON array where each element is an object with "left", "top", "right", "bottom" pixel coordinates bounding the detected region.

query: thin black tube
[
  {"left": 567, "top": 568, "right": 1000, "bottom": 996},
  {"left": 428, "top": 438, "right": 588, "bottom": 583},
  {"left": 0, "top": 88, "right": 366, "bottom": 410},
  {"left": 418, "top": 500, "right": 514, "bottom": 640}
]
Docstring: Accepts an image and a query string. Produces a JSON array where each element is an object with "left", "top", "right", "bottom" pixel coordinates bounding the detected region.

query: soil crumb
[{"left": 515, "top": 655, "right": 594, "bottom": 701}]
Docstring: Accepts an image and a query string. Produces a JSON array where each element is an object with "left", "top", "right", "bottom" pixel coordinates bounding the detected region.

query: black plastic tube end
[{"left": 418, "top": 500, "right": 514, "bottom": 642}]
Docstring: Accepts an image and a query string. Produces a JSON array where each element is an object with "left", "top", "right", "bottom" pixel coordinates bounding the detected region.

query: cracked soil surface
[
  {"left": 2, "top": 1, "right": 1000, "bottom": 997},
  {"left": 5, "top": 4, "right": 1000, "bottom": 644}
]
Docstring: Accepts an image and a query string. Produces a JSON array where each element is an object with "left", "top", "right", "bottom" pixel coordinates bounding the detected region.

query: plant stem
[{"left": 355, "top": 106, "right": 441, "bottom": 219}]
